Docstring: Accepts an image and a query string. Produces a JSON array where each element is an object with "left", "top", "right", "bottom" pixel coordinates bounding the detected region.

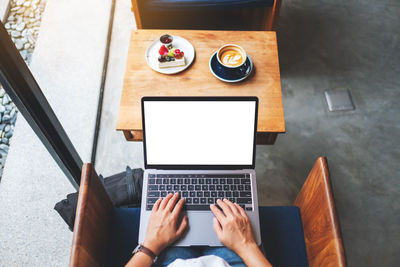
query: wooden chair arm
[
  {"left": 131, "top": 0, "right": 143, "bottom": 29},
  {"left": 263, "top": 0, "right": 282, "bottom": 30},
  {"left": 69, "top": 163, "right": 114, "bottom": 267},
  {"left": 294, "top": 157, "right": 347, "bottom": 267}
]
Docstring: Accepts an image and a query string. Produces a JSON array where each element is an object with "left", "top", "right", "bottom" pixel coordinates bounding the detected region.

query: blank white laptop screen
[{"left": 143, "top": 100, "right": 256, "bottom": 166}]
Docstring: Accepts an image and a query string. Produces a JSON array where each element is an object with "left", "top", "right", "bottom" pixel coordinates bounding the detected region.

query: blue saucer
[{"left": 209, "top": 52, "right": 253, "bottom": 83}]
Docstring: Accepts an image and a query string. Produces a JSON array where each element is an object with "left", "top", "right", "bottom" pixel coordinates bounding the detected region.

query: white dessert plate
[{"left": 145, "top": 35, "right": 195, "bottom": 74}]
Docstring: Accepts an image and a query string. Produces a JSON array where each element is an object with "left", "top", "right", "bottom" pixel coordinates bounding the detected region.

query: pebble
[
  {"left": 2, "top": 95, "right": 10, "bottom": 105},
  {"left": 16, "top": 0, "right": 24, "bottom": 6},
  {"left": 5, "top": 131, "right": 14, "bottom": 139},
  {"left": 23, "top": 1, "right": 31, "bottom": 7},
  {"left": 24, "top": 43, "right": 31, "bottom": 49},
  {"left": 20, "top": 36, "right": 28, "bottom": 44},
  {"left": 20, "top": 50, "right": 28, "bottom": 60},
  {"left": 0, "top": 89, "right": 5, "bottom": 97},
  {"left": 15, "top": 39, "right": 24, "bottom": 50},
  {"left": 5, "top": 22, "right": 11, "bottom": 29},
  {"left": 11, "top": 115, "right": 17, "bottom": 125},
  {"left": 2, "top": 138, "right": 8, "bottom": 144},
  {"left": 1, "top": 115, "right": 11, "bottom": 123},
  {"left": 0, "top": 144, "right": 9, "bottom": 153},
  {"left": 11, "top": 30, "right": 20, "bottom": 37},
  {"left": 9, "top": 109, "right": 16, "bottom": 119},
  {"left": 16, "top": 7, "right": 25, "bottom": 14},
  {"left": 27, "top": 35, "right": 36, "bottom": 44},
  {"left": 0, "top": 106, "right": 5, "bottom": 113},
  {"left": 4, "top": 125, "right": 10, "bottom": 133},
  {"left": 16, "top": 22, "right": 25, "bottom": 31}
]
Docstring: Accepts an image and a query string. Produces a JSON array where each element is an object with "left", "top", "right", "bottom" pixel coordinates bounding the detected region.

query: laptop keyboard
[{"left": 146, "top": 174, "right": 253, "bottom": 211}]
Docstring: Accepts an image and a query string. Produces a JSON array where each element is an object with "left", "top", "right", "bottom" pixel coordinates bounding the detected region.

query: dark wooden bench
[{"left": 130, "top": 0, "right": 282, "bottom": 31}]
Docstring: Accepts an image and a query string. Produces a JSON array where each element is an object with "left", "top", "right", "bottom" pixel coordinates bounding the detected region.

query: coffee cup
[{"left": 217, "top": 44, "right": 247, "bottom": 68}]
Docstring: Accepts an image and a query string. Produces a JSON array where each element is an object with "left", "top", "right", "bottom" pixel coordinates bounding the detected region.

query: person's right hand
[{"left": 210, "top": 199, "right": 257, "bottom": 254}]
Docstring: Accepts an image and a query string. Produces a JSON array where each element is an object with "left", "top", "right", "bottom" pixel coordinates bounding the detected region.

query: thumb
[{"left": 213, "top": 217, "right": 223, "bottom": 238}]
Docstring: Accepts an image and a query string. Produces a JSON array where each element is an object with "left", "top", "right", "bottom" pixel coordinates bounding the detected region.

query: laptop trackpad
[{"left": 174, "top": 211, "right": 222, "bottom": 246}]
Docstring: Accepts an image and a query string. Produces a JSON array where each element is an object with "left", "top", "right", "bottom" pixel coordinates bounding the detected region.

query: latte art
[{"left": 221, "top": 50, "right": 244, "bottom": 67}]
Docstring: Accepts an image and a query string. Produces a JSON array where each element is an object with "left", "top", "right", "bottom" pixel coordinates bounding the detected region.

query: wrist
[
  {"left": 236, "top": 242, "right": 259, "bottom": 258},
  {"left": 142, "top": 240, "right": 163, "bottom": 256},
  {"left": 134, "top": 250, "right": 154, "bottom": 264},
  {"left": 237, "top": 242, "right": 272, "bottom": 267}
]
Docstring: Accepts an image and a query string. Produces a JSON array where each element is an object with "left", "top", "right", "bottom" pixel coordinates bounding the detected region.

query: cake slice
[
  {"left": 158, "top": 57, "right": 185, "bottom": 68},
  {"left": 158, "top": 45, "right": 185, "bottom": 68}
]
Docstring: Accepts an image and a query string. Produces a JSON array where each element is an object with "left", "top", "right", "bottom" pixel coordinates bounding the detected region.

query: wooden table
[{"left": 117, "top": 30, "right": 285, "bottom": 144}]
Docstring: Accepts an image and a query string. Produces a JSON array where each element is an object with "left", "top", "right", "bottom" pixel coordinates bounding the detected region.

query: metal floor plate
[{"left": 325, "top": 88, "right": 355, "bottom": 111}]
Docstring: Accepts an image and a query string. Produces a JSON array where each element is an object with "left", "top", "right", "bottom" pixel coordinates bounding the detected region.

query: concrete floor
[
  {"left": 272, "top": 1, "right": 400, "bottom": 266},
  {"left": 96, "top": 0, "right": 400, "bottom": 266}
]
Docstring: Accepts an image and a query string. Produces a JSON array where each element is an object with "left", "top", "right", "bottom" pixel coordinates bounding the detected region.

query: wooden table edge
[{"left": 118, "top": 129, "right": 285, "bottom": 145}]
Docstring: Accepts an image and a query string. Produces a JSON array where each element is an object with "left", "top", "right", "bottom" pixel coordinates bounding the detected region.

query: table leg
[
  {"left": 257, "top": 132, "right": 278, "bottom": 145},
  {"left": 123, "top": 130, "right": 143, "bottom": 141}
]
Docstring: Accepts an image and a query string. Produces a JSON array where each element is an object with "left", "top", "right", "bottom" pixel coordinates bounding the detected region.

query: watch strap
[{"left": 133, "top": 244, "right": 157, "bottom": 262}]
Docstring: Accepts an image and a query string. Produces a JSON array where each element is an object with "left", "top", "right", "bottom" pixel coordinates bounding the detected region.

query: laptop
[{"left": 138, "top": 96, "right": 261, "bottom": 246}]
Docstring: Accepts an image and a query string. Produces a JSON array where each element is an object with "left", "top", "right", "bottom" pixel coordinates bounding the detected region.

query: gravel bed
[{"left": 0, "top": 0, "right": 46, "bottom": 179}]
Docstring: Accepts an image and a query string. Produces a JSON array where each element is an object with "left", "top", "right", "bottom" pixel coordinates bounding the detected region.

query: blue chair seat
[
  {"left": 259, "top": 206, "right": 309, "bottom": 267},
  {"left": 106, "top": 206, "right": 308, "bottom": 267}
]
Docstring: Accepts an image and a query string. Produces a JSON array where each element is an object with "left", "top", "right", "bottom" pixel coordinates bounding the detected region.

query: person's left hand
[{"left": 143, "top": 193, "right": 188, "bottom": 255}]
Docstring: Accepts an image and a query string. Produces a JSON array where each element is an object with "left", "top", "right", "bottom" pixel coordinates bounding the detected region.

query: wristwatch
[{"left": 132, "top": 244, "right": 158, "bottom": 263}]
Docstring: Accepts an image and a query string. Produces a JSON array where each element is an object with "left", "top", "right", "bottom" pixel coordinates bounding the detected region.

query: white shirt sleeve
[{"left": 167, "top": 255, "right": 232, "bottom": 267}]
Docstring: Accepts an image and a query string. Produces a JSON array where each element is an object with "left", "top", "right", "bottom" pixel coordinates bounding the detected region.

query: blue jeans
[{"left": 153, "top": 246, "right": 246, "bottom": 267}]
